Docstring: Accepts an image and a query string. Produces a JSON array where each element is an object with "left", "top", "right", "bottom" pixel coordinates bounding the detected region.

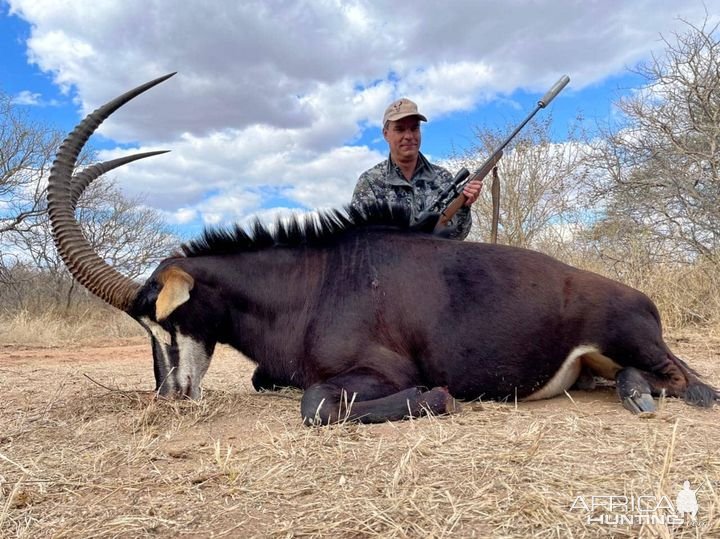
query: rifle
[{"left": 427, "top": 75, "right": 570, "bottom": 232}]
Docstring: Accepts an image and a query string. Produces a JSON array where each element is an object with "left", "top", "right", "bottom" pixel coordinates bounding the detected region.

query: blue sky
[{"left": 2, "top": 1, "right": 717, "bottom": 235}]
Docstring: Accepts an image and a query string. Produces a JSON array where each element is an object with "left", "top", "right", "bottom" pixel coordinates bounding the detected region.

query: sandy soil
[{"left": 1, "top": 334, "right": 719, "bottom": 538}]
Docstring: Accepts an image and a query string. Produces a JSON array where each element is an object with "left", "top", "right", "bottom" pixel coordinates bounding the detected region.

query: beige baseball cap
[{"left": 382, "top": 98, "right": 427, "bottom": 125}]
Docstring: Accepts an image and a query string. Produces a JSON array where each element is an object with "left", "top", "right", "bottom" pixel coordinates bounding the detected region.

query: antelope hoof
[{"left": 622, "top": 393, "right": 656, "bottom": 417}]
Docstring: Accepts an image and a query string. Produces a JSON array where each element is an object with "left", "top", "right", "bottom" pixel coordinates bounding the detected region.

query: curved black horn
[
  {"left": 48, "top": 73, "right": 175, "bottom": 312},
  {"left": 69, "top": 151, "right": 170, "bottom": 210}
]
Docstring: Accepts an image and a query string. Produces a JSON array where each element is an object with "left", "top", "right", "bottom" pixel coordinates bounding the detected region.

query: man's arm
[{"left": 351, "top": 172, "right": 379, "bottom": 210}]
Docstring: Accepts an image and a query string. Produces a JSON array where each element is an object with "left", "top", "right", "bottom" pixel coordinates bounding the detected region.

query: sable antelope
[{"left": 48, "top": 74, "right": 718, "bottom": 425}]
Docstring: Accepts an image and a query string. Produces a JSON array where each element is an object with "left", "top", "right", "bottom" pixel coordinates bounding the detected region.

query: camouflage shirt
[{"left": 351, "top": 152, "right": 472, "bottom": 240}]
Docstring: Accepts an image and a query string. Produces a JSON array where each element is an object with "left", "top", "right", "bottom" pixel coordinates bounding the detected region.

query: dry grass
[
  {"left": 555, "top": 252, "right": 720, "bottom": 333},
  {"left": 0, "top": 309, "right": 144, "bottom": 345},
  {"left": 602, "top": 263, "right": 720, "bottom": 333},
  {"left": 1, "top": 334, "right": 719, "bottom": 538}
]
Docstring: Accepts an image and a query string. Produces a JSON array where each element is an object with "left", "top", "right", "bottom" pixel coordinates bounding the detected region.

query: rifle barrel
[
  {"left": 426, "top": 74, "right": 571, "bottom": 219},
  {"left": 456, "top": 74, "right": 571, "bottom": 189},
  {"left": 491, "top": 75, "right": 570, "bottom": 158},
  {"left": 539, "top": 75, "right": 570, "bottom": 108}
]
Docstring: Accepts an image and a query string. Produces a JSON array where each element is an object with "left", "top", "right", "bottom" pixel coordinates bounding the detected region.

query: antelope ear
[{"left": 155, "top": 266, "right": 195, "bottom": 321}]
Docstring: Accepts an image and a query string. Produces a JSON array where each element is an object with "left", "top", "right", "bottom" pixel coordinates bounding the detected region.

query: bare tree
[
  {"left": 0, "top": 92, "right": 62, "bottom": 235},
  {"left": 588, "top": 17, "right": 720, "bottom": 265},
  {"left": 450, "top": 116, "right": 589, "bottom": 250},
  {"left": 1, "top": 92, "right": 178, "bottom": 315},
  {"left": 2, "top": 177, "right": 178, "bottom": 315}
]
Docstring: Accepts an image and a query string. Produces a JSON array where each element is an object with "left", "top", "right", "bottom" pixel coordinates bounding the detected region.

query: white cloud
[
  {"left": 11, "top": 90, "right": 42, "bottom": 105},
  {"left": 10, "top": 89, "right": 60, "bottom": 106},
  {"left": 96, "top": 136, "right": 382, "bottom": 225},
  {"left": 164, "top": 207, "right": 198, "bottom": 226},
  {"left": 7, "top": 0, "right": 718, "bottom": 228}
]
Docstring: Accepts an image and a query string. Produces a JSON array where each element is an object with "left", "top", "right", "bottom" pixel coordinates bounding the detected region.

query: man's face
[{"left": 383, "top": 116, "right": 422, "bottom": 163}]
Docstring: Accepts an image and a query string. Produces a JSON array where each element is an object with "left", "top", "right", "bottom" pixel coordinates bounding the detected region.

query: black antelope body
[{"left": 47, "top": 74, "right": 718, "bottom": 424}]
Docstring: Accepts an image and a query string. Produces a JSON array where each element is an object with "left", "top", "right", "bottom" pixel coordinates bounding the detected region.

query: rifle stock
[
  {"left": 436, "top": 151, "right": 502, "bottom": 228},
  {"left": 437, "top": 194, "right": 467, "bottom": 227}
]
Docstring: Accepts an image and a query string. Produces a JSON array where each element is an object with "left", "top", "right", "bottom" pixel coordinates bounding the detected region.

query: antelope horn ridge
[
  {"left": 69, "top": 151, "right": 170, "bottom": 211},
  {"left": 47, "top": 73, "right": 176, "bottom": 312}
]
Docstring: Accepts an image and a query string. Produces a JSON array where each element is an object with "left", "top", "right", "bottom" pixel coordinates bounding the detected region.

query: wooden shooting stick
[{"left": 490, "top": 166, "right": 500, "bottom": 244}]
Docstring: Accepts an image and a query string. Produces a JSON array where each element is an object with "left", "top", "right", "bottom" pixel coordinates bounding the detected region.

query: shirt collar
[{"left": 386, "top": 151, "right": 431, "bottom": 179}]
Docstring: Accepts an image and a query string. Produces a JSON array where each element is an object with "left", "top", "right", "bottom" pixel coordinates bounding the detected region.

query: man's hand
[{"left": 462, "top": 178, "right": 483, "bottom": 206}]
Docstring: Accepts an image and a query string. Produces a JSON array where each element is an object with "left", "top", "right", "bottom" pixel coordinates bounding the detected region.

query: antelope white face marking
[
  {"left": 140, "top": 316, "right": 176, "bottom": 395},
  {"left": 140, "top": 316, "right": 171, "bottom": 345},
  {"left": 154, "top": 345, "right": 176, "bottom": 396},
  {"left": 175, "top": 332, "right": 211, "bottom": 400},
  {"left": 524, "top": 345, "right": 621, "bottom": 401}
]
